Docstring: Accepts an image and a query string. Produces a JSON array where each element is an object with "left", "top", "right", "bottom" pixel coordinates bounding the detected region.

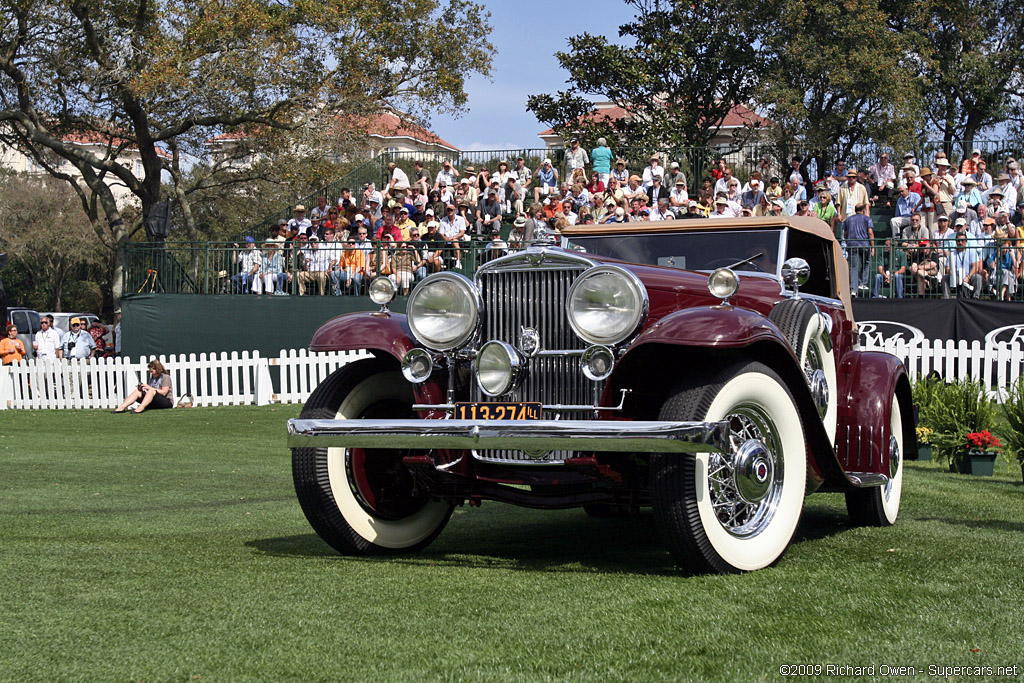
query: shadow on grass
[
  {"left": 915, "top": 517, "right": 1024, "bottom": 533},
  {"left": 247, "top": 504, "right": 853, "bottom": 576}
]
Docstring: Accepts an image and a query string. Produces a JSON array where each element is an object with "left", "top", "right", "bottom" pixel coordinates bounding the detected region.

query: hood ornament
[{"left": 519, "top": 327, "right": 541, "bottom": 357}]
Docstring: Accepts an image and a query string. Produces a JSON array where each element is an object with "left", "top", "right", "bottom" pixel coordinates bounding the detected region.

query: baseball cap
[
  {"left": 425, "top": 209, "right": 434, "bottom": 216},
  {"left": 354, "top": 214, "right": 364, "bottom": 223},
  {"left": 670, "top": 161, "right": 679, "bottom": 168},
  {"left": 937, "top": 215, "right": 949, "bottom": 221},
  {"left": 244, "top": 236, "right": 255, "bottom": 243},
  {"left": 70, "top": 317, "right": 85, "bottom": 326},
  {"left": 309, "top": 235, "right": 320, "bottom": 241},
  {"left": 543, "top": 158, "right": 551, "bottom": 165},
  {"left": 954, "top": 217, "right": 966, "bottom": 227}
]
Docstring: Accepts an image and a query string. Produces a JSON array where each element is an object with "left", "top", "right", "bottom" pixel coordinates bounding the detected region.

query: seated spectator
[
  {"left": 112, "top": 359, "right": 172, "bottom": 414},
  {"left": 297, "top": 236, "right": 330, "bottom": 295},
  {"left": 996, "top": 228, "right": 1019, "bottom": 300},
  {"left": 710, "top": 197, "right": 733, "bottom": 218},
  {"left": 481, "top": 227, "right": 508, "bottom": 265},
  {"left": 740, "top": 180, "right": 764, "bottom": 213},
  {"left": 586, "top": 171, "right": 605, "bottom": 197},
  {"left": 366, "top": 234, "right": 392, "bottom": 280},
  {"left": 337, "top": 238, "right": 366, "bottom": 294},
  {"left": 890, "top": 184, "right": 922, "bottom": 235},
  {"left": 873, "top": 238, "right": 907, "bottom": 298},
  {"left": 477, "top": 186, "right": 503, "bottom": 236},
  {"left": 231, "top": 237, "right": 261, "bottom": 293},
  {"left": 258, "top": 240, "right": 291, "bottom": 295},
  {"left": 868, "top": 153, "right": 896, "bottom": 205},
  {"left": 503, "top": 176, "right": 522, "bottom": 216},
  {"left": 974, "top": 217, "right": 998, "bottom": 294},
  {"left": 387, "top": 239, "right": 418, "bottom": 295},
  {"left": 419, "top": 221, "right": 448, "bottom": 272}
]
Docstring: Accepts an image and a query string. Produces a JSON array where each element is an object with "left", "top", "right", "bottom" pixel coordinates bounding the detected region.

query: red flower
[{"left": 965, "top": 431, "right": 1001, "bottom": 451}]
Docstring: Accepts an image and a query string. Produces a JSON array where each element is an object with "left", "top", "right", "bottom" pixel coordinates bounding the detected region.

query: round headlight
[
  {"left": 474, "top": 341, "right": 523, "bottom": 397},
  {"left": 708, "top": 268, "right": 739, "bottom": 301},
  {"left": 566, "top": 266, "right": 647, "bottom": 345},
  {"left": 581, "top": 345, "right": 615, "bottom": 381},
  {"left": 401, "top": 348, "right": 434, "bottom": 383},
  {"left": 407, "top": 272, "right": 479, "bottom": 351},
  {"left": 368, "top": 276, "right": 397, "bottom": 306}
]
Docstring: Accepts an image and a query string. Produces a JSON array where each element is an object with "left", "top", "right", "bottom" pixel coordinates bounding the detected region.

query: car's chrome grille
[{"left": 474, "top": 262, "right": 598, "bottom": 464}]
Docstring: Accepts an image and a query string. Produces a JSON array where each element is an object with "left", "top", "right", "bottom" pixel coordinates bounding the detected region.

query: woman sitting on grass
[{"left": 113, "top": 359, "right": 173, "bottom": 413}]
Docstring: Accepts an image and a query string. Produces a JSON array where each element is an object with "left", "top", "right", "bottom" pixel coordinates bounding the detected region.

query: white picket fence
[
  {"left": 3, "top": 340, "right": 1023, "bottom": 410},
  {"left": 861, "top": 338, "right": 1024, "bottom": 397},
  {"left": 0, "top": 349, "right": 371, "bottom": 410}
]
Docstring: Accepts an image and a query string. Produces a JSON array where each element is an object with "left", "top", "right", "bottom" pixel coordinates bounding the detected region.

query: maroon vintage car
[{"left": 288, "top": 216, "right": 913, "bottom": 574}]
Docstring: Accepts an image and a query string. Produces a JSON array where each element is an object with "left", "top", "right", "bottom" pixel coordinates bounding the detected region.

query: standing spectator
[
  {"left": 837, "top": 170, "right": 870, "bottom": 228},
  {"left": 789, "top": 156, "right": 811, "bottom": 193},
  {"left": 33, "top": 315, "right": 62, "bottom": 360},
  {"left": 1, "top": 323, "right": 26, "bottom": 365},
  {"left": 533, "top": 159, "right": 559, "bottom": 202},
  {"left": 434, "top": 159, "right": 458, "bottom": 190},
  {"left": 113, "top": 310, "right": 122, "bottom": 356},
  {"left": 503, "top": 176, "right": 523, "bottom": 216},
  {"left": 868, "top": 153, "right": 896, "bottom": 205},
  {"left": 112, "top": 359, "right": 172, "bottom": 414},
  {"left": 287, "top": 204, "right": 312, "bottom": 235},
  {"left": 814, "top": 188, "right": 839, "bottom": 237},
  {"left": 321, "top": 228, "right": 344, "bottom": 294},
  {"left": 231, "top": 237, "right": 261, "bottom": 293},
  {"left": 309, "top": 196, "right": 330, "bottom": 234},
  {"left": 642, "top": 154, "right": 665, "bottom": 193},
  {"left": 844, "top": 203, "right": 874, "bottom": 296},
  {"left": 890, "top": 184, "right": 922, "bottom": 235},
  {"left": 945, "top": 231, "right": 983, "bottom": 298},
  {"left": 565, "top": 138, "right": 589, "bottom": 178},
  {"left": 916, "top": 167, "right": 938, "bottom": 232},
  {"left": 901, "top": 153, "right": 920, "bottom": 178},
  {"left": 971, "top": 159, "right": 993, "bottom": 193},
  {"left": 714, "top": 167, "right": 735, "bottom": 196},
  {"left": 591, "top": 138, "right": 613, "bottom": 184},
  {"left": 996, "top": 228, "right": 1019, "bottom": 300},
  {"left": 873, "top": 238, "right": 907, "bottom": 298},
  {"left": 60, "top": 317, "right": 96, "bottom": 360},
  {"left": 933, "top": 159, "right": 957, "bottom": 218},
  {"left": 297, "top": 236, "right": 330, "bottom": 295}
]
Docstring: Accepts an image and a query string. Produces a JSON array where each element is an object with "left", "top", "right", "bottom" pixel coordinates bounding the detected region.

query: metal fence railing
[{"left": 845, "top": 237, "right": 1024, "bottom": 301}]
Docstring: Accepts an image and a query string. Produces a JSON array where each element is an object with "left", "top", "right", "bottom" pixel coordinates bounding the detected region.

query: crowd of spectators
[{"left": 230, "top": 144, "right": 1024, "bottom": 301}]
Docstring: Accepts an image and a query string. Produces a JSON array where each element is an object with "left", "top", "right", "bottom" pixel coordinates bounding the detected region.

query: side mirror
[{"left": 781, "top": 257, "right": 810, "bottom": 295}]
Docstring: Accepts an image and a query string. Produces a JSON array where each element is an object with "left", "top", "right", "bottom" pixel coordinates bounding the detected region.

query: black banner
[{"left": 853, "top": 299, "right": 1024, "bottom": 346}]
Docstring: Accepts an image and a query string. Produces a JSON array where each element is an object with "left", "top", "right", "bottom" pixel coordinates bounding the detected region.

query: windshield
[{"left": 566, "top": 229, "right": 785, "bottom": 276}]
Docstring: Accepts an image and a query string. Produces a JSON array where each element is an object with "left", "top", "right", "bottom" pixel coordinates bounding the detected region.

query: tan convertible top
[{"left": 562, "top": 216, "right": 854, "bottom": 317}]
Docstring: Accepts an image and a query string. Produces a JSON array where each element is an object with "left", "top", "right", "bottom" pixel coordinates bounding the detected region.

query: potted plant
[
  {"left": 999, "top": 377, "right": 1024, "bottom": 484},
  {"left": 915, "top": 426, "right": 934, "bottom": 461},
  {"left": 920, "top": 378, "right": 998, "bottom": 473},
  {"left": 957, "top": 431, "right": 1001, "bottom": 476}
]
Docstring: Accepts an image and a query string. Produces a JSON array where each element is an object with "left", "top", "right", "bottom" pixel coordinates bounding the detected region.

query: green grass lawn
[{"left": 1, "top": 406, "right": 1022, "bottom": 682}]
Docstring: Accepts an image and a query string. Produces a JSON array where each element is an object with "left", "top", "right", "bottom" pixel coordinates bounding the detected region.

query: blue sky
[{"left": 428, "top": 0, "right": 637, "bottom": 151}]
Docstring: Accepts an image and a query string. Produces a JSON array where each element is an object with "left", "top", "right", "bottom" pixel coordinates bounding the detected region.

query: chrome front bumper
[{"left": 287, "top": 418, "right": 730, "bottom": 454}]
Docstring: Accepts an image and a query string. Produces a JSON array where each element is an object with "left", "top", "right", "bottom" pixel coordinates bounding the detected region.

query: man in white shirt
[
  {"left": 33, "top": 315, "right": 62, "bottom": 360},
  {"left": 388, "top": 162, "right": 410, "bottom": 197},
  {"left": 59, "top": 318, "right": 96, "bottom": 360},
  {"left": 298, "top": 236, "right": 331, "bottom": 295},
  {"left": 642, "top": 155, "right": 665, "bottom": 193},
  {"left": 439, "top": 203, "right": 468, "bottom": 268},
  {"left": 434, "top": 159, "right": 458, "bottom": 190},
  {"left": 286, "top": 204, "right": 312, "bottom": 235}
]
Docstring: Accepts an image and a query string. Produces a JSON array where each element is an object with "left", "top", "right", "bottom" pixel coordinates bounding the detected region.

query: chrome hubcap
[
  {"left": 707, "top": 404, "right": 784, "bottom": 538},
  {"left": 885, "top": 434, "right": 900, "bottom": 499},
  {"left": 732, "top": 439, "right": 774, "bottom": 503}
]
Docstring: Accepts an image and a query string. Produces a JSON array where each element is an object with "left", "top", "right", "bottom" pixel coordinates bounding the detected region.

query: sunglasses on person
[
  {"left": 71, "top": 323, "right": 81, "bottom": 327},
  {"left": 41, "top": 320, "right": 49, "bottom": 325}
]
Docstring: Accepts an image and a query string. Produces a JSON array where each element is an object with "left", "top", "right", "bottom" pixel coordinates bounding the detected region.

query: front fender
[
  {"left": 308, "top": 312, "right": 444, "bottom": 407},
  {"left": 628, "top": 305, "right": 796, "bottom": 352},
  {"left": 310, "top": 312, "right": 416, "bottom": 360}
]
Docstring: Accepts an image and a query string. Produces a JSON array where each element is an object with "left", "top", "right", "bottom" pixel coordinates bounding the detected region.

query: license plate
[{"left": 453, "top": 402, "right": 542, "bottom": 420}]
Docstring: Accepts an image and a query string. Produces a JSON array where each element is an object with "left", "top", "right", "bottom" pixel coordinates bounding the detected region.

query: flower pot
[
  {"left": 916, "top": 444, "right": 932, "bottom": 461},
  {"left": 963, "top": 450, "right": 997, "bottom": 476}
]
